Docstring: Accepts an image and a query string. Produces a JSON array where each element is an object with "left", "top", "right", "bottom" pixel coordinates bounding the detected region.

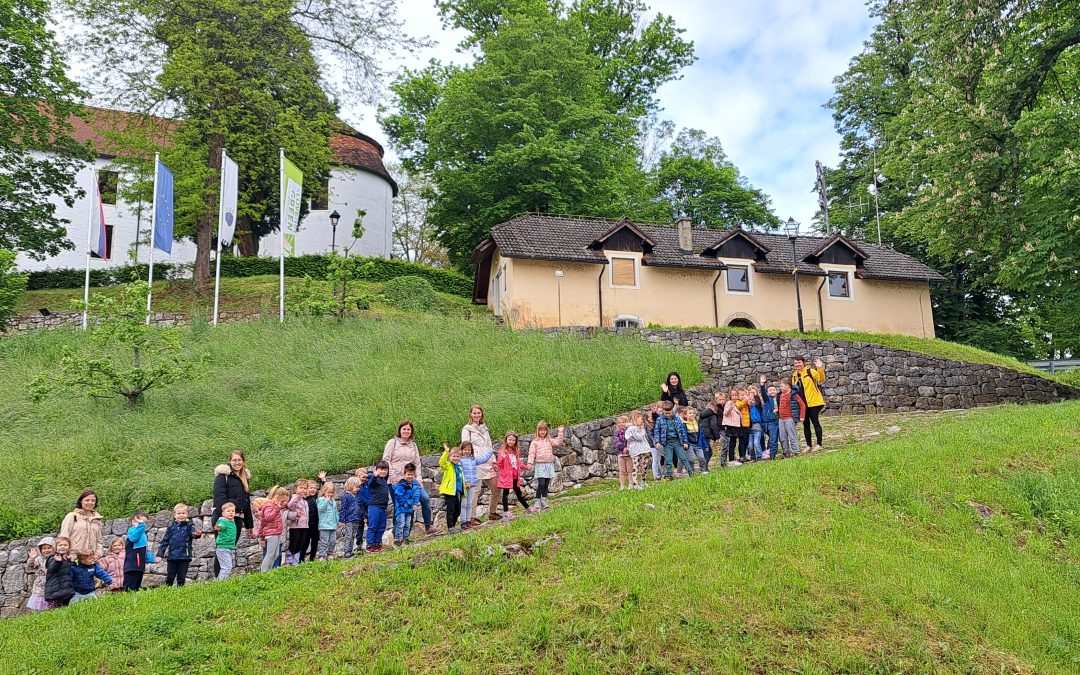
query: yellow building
[{"left": 472, "top": 214, "right": 943, "bottom": 337}]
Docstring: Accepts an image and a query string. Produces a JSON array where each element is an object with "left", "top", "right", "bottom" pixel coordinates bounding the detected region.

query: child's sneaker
[
  {"left": 729, "top": 460, "right": 742, "bottom": 467},
  {"left": 701, "top": 470, "right": 710, "bottom": 474},
  {"left": 502, "top": 511, "right": 515, "bottom": 521},
  {"left": 393, "top": 539, "right": 402, "bottom": 547}
]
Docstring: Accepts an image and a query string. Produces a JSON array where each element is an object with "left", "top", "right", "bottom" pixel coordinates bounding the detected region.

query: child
[
  {"left": 614, "top": 416, "right": 631, "bottom": 490},
  {"left": 722, "top": 388, "right": 743, "bottom": 467},
  {"left": 748, "top": 390, "right": 764, "bottom": 461},
  {"left": 316, "top": 482, "right": 340, "bottom": 560},
  {"left": 158, "top": 503, "right": 203, "bottom": 586},
  {"left": 496, "top": 432, "right": 530, "bottom": 516},
  {"left": 286, "top": 480, "right": 310, "bottom": 566},
  {"left": 778, "top": 380, "right": 803, "bottom": 457},
  {"left": 646, "top": 402, "right": 663, "bottom": 480},
  {"left": 43, "top": 536, "right": 74, "bottom": 608},
  {"left": 25, "top": 537, "right": 54, "bottom": 611},
  {"left": 355, "top": 468, "right": 370, "bottom": 551},
  {"left": 759, "top": 375, "right": 781, "bottom": 460},
  {"left": 736, "top": 389, "right": 752, "bottom": 462},
  {"left": 652, "top": 401, "right": 693, "bottom": 480},
  {"left": 700, "top": 392, "right": 726, "bottom": 471},
  {"left": 392, "top": 463, "right": 424, "bottom": 544},
  {"left": 123, "top": 511, "right": 156, "bottom": 591},
  {"left": 214, "top": 502, "right": 239, "bottom": 580},
  {"left": 99, "top": 538, "right": 125, "bottom": 592},
  {"left": 340, "top": 477, "right": 364, "bottom": 558},
  {"left": 681, "top": 407, "right": 708, "bottom": 475},
  {"left": 459, "top": 441, "right": 494, "bottom": 529},
  {"left": 70, "top": 553, "right": 112, "bottom": 604},
  {"left": 303, "top": 478, "right": 321, "bottom": 563},
  {"left": 625, "top": 411, "right": 652, "bottom": 488},
  {"left": 365, "top": 461, "right": 391, "bottom": 553},
  {"left": 439, "top": 446, "right": 467, "bottom": 533},
  {"left": 526, "top": 421, "right": 565, "bottom": 510},
  {"left": 256, "top": 487, "right": 289, "bottom": 571}
]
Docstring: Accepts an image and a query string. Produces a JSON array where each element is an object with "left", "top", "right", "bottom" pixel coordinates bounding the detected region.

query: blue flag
[{"left": 153, "top": 159, "right": 174, "bottom": 253}]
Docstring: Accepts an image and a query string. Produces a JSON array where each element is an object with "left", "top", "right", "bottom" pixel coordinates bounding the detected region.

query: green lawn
[
  {"left": 0, "top": 317, "right": 701, "bottom": 539},
  {"left": 667, "top": 325, "right": 1048, "bottom": 378},
  {"left": 1, "top": 402, "right": 1077, "bottom": 673},
  {"left": 18, "top": 274, "right": 479, "bottom": 319}
]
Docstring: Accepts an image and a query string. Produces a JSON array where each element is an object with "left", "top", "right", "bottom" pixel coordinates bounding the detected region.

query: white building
[{"left": 15, "top": 106, "right": 398, "bottom": 272}]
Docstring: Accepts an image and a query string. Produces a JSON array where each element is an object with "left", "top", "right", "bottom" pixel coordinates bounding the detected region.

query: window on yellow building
[
  {"left": 726, "top": 264, "right": 750, "bottom": 293},
  {"left": 827, "top": 270, "right": 852, "bottom": 299},
  {"left": 609, "top": 256, "right": 638, "bottom": 288}
]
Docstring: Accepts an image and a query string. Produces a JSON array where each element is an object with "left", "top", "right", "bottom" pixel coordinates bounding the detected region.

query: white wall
[{"left": 15, "top": 156, "right": 395, "bottom": 273}]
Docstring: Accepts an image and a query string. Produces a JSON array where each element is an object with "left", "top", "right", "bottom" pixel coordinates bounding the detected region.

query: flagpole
[
  {"left": 82, "top": 169, "right": 97, "bottom": 330},
  {"left": 213, "top": 148, "right": 226, "bottom": 326},
  {"left": 146, "top": 153, "right": 160, "bottom": 325},
  {"left": 278, "top": 147, "right": 285, "bottom": 323}
]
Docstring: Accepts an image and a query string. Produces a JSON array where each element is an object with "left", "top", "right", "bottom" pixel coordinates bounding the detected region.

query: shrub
[
  {"left": 1055, "top": 368, "right": 1080, "bottom": 389},
  {"left": 25, "top": 263, "right": 178, "bottom": 290},
  {"left": 0, "top": 249, "right": 28, "bottom": 330},
  {"left": 383, "top": 275, "right": 437, "bottom": 312}
]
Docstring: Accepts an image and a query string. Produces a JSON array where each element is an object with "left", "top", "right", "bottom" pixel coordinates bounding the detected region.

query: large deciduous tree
[
  {"left": 825, "top": 0, "right": 1080, "bottom": 358},
  {"left": 0, "top": 0, "right": 93, "bottom": 258},
  {"left": 381, "top": 0, "right": 695, "bottom": 270}
]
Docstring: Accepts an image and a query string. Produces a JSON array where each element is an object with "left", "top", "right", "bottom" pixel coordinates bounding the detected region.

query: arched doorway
[{"left": 727, "top": 318, "right": 756, "bottom": 329}]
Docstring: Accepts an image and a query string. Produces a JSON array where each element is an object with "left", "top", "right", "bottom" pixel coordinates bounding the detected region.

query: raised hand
[
  {"left": 814, "top": 358, "right": 824, "bottom": 369},
  {"left": 318, "top": 470, "right": 327, "bottom": 482},
  {"left": 661, "top": 383, "right": 669, "bottom": 394},
  {"left": 759, "top": 373, "right": 767, "bottom": 384}
]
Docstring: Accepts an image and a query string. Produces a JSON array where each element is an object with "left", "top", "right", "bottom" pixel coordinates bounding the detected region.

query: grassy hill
[
  {"left": 0, "top": 316, "right": 701, "bottom": 539},
  {"left": 1, "top": 402, "right": 1077, "bottom": 673}
]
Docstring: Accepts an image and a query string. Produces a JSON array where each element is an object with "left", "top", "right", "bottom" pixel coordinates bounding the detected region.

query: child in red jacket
[{"left": 496, "top": 432, "right": 530, "bottom": 518}]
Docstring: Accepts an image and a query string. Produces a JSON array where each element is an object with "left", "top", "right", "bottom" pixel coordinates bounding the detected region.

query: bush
[
  {"left": 26, "top": 255, "right": 474, "bottom": 297},
  {"left": 383, "top": 275, "right": 437, "bottom": 312},
  {"left": 0, "top": 249, "right": 29, "bottom": 329}
]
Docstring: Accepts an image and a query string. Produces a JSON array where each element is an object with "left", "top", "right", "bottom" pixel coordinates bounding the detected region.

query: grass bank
[
  {"left": 0, "top": 402, "right": 1077, "bottom": 672},
  {"left": 0, "top": 316, "right": 700, "bottom": 539}
]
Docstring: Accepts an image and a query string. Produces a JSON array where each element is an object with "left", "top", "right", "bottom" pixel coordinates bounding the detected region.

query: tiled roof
[
  {"left": 485, "top": 214, "right": 946, "bottom": 283},
  {"left": 69, "top": 105, "right": 396, "bottom": 193}
]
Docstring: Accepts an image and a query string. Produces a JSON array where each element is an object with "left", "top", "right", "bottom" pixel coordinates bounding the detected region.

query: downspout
[
  {"left": 712, "top": 269, "right": 723, "bottom": 327},
  {"left": 597, "top": 265, "right": 606, "bottom": 327},
  {"left": 816, "top": 277, "right": 826, "bottom": 331}
]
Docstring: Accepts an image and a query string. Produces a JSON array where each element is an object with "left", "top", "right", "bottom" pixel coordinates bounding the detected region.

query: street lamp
[
  {"left": 554, "top": 268, "right": 564, "bottom": 328},
  {"left": 785, "top": 217, "right": 805, "bottom": 333},
  {"left": 329, "top": 210, "right": 341, "bottom": 254}
]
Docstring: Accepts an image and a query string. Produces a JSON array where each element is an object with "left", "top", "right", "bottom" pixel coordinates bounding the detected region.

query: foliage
[
  {"left": 0, "top": 249, "right": 29, "bottom": 330},
  {"left": 0, "top": 0, "right": 94, "bottom": 258},
  {"left": 381, "top": 0, "right": 696, "bottom": 270},
  {"left": 824, "top": 0, "right": 1080, "bottom": 358},
  {"left": 0, "top": 317, "right": 701, "bottom": 537},
  {"left": 653, "top": 128, "right": 779, "bottom": 228},
  {"left": 1053, "top": 368, "right": 1080, "bottom": 389},
  {"left": 2, "top": 402, "right": 1080, "bottom": 673},
  {"left": 388, "top": 161, "right": 449, "bottom": 267},
  {"left": 29, "top": 281, "right": 195, "bottom": 408},
  {"left": 289, "top": 257, "right": 375, "bottom": 319},
  {"left": 382, "top": 275, "right": 437, "bottom": 312}
]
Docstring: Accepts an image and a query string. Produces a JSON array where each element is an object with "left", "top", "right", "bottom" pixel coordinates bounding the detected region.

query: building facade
[
  {"left": 473, "top": 214, "right": 943, "bottom": 338},
  {"left": 15, "top": 106, "right": 397, "bottom": 273}
]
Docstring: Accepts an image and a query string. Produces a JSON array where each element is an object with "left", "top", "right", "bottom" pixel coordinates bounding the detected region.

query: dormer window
[
  {"left": 726, "top": 264, "right": 751, "bottom": 293},
  {"left": 827, "top": 270, "right": 853, "bottom": 299}
]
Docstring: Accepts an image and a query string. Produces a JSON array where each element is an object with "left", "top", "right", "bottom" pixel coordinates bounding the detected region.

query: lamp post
[
  {"left": 554, "top": 268, "right": 564, "bottom": 328},
  {"left": 785, "top": 217, "right": 805, "bottom": 333},
  {"left": 329, "top": 210, "right": 341, "bottom": 254}
]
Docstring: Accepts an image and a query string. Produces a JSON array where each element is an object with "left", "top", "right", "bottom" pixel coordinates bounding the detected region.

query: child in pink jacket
[
  {"left": 526, "top": 421, "right": 564, "bottom": 512},
  {"left": 496, "top": 432, "right": 531, "bottom": 518}
]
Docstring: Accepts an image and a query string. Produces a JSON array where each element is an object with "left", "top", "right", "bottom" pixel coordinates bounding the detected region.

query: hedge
[{"left": 25, "top": 255, "right": 474, "bottom": 297}]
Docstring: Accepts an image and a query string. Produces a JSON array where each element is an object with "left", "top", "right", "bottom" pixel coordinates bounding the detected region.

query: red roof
[{"left": 70, "top": 105, "right": 397, "bottom": 194}]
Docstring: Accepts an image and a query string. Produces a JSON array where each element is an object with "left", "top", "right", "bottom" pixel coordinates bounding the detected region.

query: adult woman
[
  {"left": 213, "top": 451, "right": 253, "bottom": 538},
  {"left": 461, "top": 404, "right": 499, "bottom": 523},
  {"left": 382, "top": 420, "right": 435, "bottom": 535},
  {"left": 660, "top": 372, "right": 688, "bottom": 407},
  {"left": 59, "top": 489, "right": 104, "bottom": 557},
  {"left": 791, "top": 356, "right": 827, "bottom": 451}
]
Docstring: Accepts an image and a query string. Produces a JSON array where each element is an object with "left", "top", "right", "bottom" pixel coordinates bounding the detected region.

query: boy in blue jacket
[
  {"left": 391, "top": 463, "right": 425, "bottom": 546},
  {"left": 364, "top": 461, "right": 391, "bottom": 553},
  {"left": 70, "top": 553, "right": 112, "bottom": 603},
  {"left": 124, "top": 511, "right": 156, "bottom": 591},
  {"left": 759, "top": 375, "right": 781, "bottom": 460},
  {"left": 652, "top": 401, "right": 693, "bottom": 480},
  {"left": 157, "top": 503, "right": 202, "bottom": 586}
]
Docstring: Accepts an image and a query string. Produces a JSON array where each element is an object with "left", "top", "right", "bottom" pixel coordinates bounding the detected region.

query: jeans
[
  {"left": 662, "top": 442, "right": 694, "bottom": 478},
  {"left": 317, "top": 529, "right": 337, "bottom": 559},
  {"left": 779, "top": 419, "right": 800, "bottom": 456},
  {"left": 417, "top": 488, "right": 433, "bottom": 528},
  {"left": 462, "top": 484, "right": 477, "bottom": 523},
  {"left": 393, "top": 510, "right": 414, "bottom": 542},
  {"left": 750, "top": 424, "right": 763, "bottom": 460},
  {"left": 165, "top": 559, "right": 191, "bottom": 586},
  {"left": 215, "top": 550, "right": 235, "bottom": 580},
  {"left": 70, "top": 592, "right": 97, "bottom": 604},
  {"left": 650, "top": 447, "right": 662, "bottom": 479},
  {"left": 764, "top": 421, "right": 780, "bottom": 458},
  {"left": 260, "top": 535, "right": 283, "bottom": 572},
  {"left": 689, "top": 444, "right": 707, "bottom": 472},
  {"left": 342, "top": 521, "right": 360, "bottom": 557},
  {"left": 366, "top": 506, "right": 387, "bottom": 548}
]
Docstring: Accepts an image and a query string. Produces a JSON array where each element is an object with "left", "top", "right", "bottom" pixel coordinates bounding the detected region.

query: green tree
[
  {"left": 30, "top": 281, "right": 195, "bottom": 408},
  {"left": 0, "top": 0, "right": 94, "bottom": 258},
  {"left": 0, "top": 249, "right": 29, "bottom": 330},
  {"left": 382, "top": 0, "right": 695, "bottom": 270},
  {"left": 653, "top": 129, "right": 778, "bottom": 229}
]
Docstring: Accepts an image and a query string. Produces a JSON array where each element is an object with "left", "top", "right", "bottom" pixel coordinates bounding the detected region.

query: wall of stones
[
  {"left": 546, "top": 327, "right": 1080, "bottom": 413},
  {"left": 0, "top": 409, "right": 656, "bottom": 617},
  {"left": 3, "top": 310, "right": 262, "bottom": 335}
]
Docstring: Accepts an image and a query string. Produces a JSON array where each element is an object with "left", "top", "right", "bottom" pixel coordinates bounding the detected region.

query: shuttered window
[{"left": 610, "top": 256, "right": 637, "bottom": 287}]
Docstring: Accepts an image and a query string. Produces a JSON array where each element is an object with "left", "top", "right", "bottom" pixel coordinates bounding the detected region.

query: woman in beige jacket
[
  {"left": 58, "top": 489, "right": 104, "bottom": 557},
  {"left": 461, "top": 404, "right": 499, "bottom": 522},
  {"left": 382, "top": 420, "right": 435, "bottom": 534}
]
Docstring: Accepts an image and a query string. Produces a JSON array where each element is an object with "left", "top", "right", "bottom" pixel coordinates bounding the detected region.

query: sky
[{"left": 339, "top": 0, "right": 876, "bottom": 230}]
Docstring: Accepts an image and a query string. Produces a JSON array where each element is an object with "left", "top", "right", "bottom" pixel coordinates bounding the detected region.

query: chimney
[{"left": 677, "top": 217, "right": 693, "bottom": 252}]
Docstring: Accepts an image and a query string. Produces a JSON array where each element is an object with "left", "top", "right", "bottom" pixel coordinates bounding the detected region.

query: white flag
[
  {"left": 88, "top": 177, "right": 108, "bottom": 259},
  {"left": 219, "top": 154, "right": 239, "bottom": 244}
]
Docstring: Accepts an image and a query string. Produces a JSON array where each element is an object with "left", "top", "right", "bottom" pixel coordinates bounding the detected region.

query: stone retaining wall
[
  {"left": 3, "top": 310, "right": 262, "bottom": 335},
  {"left": 547, "top": 327, "right": 1080, "bottom": 413}
]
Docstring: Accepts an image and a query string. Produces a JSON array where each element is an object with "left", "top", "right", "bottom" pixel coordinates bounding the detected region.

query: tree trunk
[
  {"left": 236, "top": 217, "right": 259, "bottom": 257},
  {"left": 195, "top": 139, "right": 225, "bottom": 292}
]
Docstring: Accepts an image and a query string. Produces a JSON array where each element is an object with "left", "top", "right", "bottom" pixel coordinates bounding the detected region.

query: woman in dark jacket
[
  {"left": 213, "top": 451, "right": 252, "bottom": 536},
  {"left": 660, "top": 372, "right": 688, "bottom": 407}
]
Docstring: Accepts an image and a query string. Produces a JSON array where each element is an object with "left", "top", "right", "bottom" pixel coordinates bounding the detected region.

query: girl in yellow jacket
[{"left": 791, "top": 356, "right": 826, "bottom": 451}]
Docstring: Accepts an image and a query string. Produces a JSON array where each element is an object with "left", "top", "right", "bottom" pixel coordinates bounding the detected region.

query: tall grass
[
  {"left": 0, "top": 316, "right": 701, "bottom": 539},
  {"left": 1, "top": 402, "right": 1078, "bottom": 673}
]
